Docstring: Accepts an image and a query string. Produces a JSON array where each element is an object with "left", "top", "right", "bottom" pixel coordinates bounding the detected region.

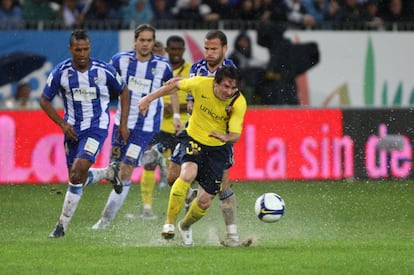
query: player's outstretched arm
[
  {"left": 138, "top": 77, "right": 181, "bottom": 116},
  {"left": 209, "top": 132, "right": 241, "bottom": 144}
]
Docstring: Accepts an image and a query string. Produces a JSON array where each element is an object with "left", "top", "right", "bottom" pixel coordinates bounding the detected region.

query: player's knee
[
  {"left": 144, "top": 162, "right": 157, "bottom": 170},
  {"left": 219, "top": 188, "right": 234, "bottom": 201},
  {"left": 197, "top": 196, "right": 212, "bottom": 210}
]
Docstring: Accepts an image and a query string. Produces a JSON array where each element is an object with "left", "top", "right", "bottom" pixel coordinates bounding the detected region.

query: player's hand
[
  {"left": 209, "top": 131, "right": 226, "bottom": 143},
  {"left": 138, "top": 96, "right": 150, "bottom": 116},
  {"left": 60, "top": 121, "right": 77, "bottom": 141},
  {"left": 174, "top": 117, "right": 183, "bottom": 134},
  {"left": 118, "top": 125, "right": 130, "bottom": 145}
]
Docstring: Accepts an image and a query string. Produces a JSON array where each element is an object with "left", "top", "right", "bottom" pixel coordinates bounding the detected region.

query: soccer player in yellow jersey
[
  {"left": 138, "top": 65, "right": 247, "bottom": 246},
  {"left": 139, "top": 35, "right": 190, "bottom": 219}
]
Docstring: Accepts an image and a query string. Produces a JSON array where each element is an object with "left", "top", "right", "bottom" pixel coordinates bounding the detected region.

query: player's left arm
[
  {"left": 138, "top": 77, "right": 181, "bottom": 116},
  {"left": 210, "top": 95, "right": 247, "bottom": 144}
]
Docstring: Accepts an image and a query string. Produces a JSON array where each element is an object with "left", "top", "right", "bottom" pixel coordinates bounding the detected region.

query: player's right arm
[
  {"left": 40, "top": 96, "right": 77, "bottom": 141},
  {"left": 41, "top": 68, "right": 78, "bottom": 141}
]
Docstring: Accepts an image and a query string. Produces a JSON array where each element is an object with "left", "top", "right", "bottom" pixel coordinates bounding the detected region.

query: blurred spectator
[
  {"left": 283, "top": 0, "right": 316, "bottom": 29},
  {"left": 339, "top": 0, "right": 364, "bottom": 24},
  {"left": 172, "top": 0, "right": 219, "bottom": 23},
  {"left": 256, "top": 2, "right": 320, "bottom": 105},
  {"left": 229, "top": 32, "right": 264, "bottom": 70},
  {"left": 361, "top": 0, "right": 384, "bottom": 29},
  {"left": 153, "top": 40, "right": 166, "bottom": 56},
  {"left": 380, "top": 0, "right": 413, "bottom": 24},
  {"left": 21, "top": 0, "right": 58, "bottom": 25},
  {"left": 83, "top": 0, "right": 122, "bottom": 29},
  {"left": 121, "top": 0, "right": 154, "bottom": 29},
  {"left": 1, "top": 83, "right": 39, "bottom": 109},
  {"left": 151, "top": 0, "right": 175, "bottom": 21},
  {"left": 228, "top": 32, "right": 265, "bottom": 104},
  {"left": 0, "top": 0, "right": 24, "bottom": 29},
  {"left": 206, "top": 0, "right": 238, "bottom": 20},
  {"left": 237, "top": 0, "right": 263, "bottom": 21},
  {"left": 59, "top": 0, "right": 85, "bottom": 28},
  {"left": 302, "top": 0, "right": 341, "bottom": 28}
]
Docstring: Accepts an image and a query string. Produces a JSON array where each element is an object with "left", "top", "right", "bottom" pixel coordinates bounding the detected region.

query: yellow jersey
[
  {"left": 179, "top": 76, "right": 247, "bottom": 146},
  {"left": 161, "top": 60, "right": 191, "bottom": 134}
]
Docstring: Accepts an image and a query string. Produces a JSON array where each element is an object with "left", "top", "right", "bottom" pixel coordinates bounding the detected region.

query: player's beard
[{"left": 207, "top": 54, "right": 224, "bottom": 68}]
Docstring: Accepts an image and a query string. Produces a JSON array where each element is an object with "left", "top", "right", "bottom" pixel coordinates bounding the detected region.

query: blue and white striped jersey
[
  {"left": 42, "top": 57, "right": 126, "bottom": 132},
  {"left": 189, "top": 58, "right": 236, "bottom": 77},
  {"left": 110, "top": 51, "right": 173, "bottom": 132}
]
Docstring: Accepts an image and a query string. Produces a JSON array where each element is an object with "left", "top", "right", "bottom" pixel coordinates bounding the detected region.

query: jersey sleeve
[
  {"left": 42, "top": 66, "right": 61, "bottom": 101},
  {"left": 228, "top": 94, "right": 247, "bottom": 134},
  {"left": 106, "top": 63, "right": 126, "bottom": 95}
]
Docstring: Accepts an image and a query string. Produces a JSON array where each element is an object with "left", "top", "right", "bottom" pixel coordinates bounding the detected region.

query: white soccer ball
[{"left": 254, "top": 192, "right": 286, "bottom": 223}]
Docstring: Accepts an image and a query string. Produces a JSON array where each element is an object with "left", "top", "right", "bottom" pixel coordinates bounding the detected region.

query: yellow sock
[
  {"left": 163, "top": 150, "right": 171, "bottom": 166},
  {"left": 140, "top": 169, "right": 155, "bottom": 207},
  {"left": 165, "top": 178, "right": 190, "bottom": 225},
  {"left": 182, "top": 199, "right": 207, "bottom": 229}
]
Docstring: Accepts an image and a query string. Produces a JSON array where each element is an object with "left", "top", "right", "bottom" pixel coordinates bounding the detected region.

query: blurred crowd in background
[
  {"left": 1, "top": 0, "right": 413, "bottom": 108},
  {"left": 0, "top": 0, "right": 413, "bottom": 31}
]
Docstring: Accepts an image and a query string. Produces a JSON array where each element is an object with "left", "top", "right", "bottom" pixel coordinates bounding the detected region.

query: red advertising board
[
  {"left": 1, "top": 109, "right": 349, "bottom": 184},
  {"left": 230, "top": 108, "right": 346, "bottom": 180},
  {"left": 0, "top": 110, "right": 116, "bottom": 183}
]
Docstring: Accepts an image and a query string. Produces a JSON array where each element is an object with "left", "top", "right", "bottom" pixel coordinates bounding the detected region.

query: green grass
[{"left": 0, "top": 180, "right": 413, "bottom": 274}]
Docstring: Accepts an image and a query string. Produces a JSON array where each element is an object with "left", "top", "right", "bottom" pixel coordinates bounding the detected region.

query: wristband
[{"left": 173, "top": 113, "right": 180, "bottom": 119}]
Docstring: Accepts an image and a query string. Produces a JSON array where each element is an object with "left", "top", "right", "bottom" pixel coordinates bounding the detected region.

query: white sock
[
  {"left": 84, "top": 168, "right": 107, "bottom": 186},
  {"left": 59, "top": 182, "right": 83, "bottom": 231},
  {"left": 226, "top": 224, "right": 239, "bottom": 240},
  {"left": 100, "top": 182, "right": 131, "bottom": 223}
]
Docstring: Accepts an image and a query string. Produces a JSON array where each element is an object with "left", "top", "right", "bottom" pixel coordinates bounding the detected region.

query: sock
[
  {"left": 165, "top": 178, "right": 190, "bottom": 225},
  {"left": 220, "top": 194, "right": 238, "bottom": 238},
  {"left": 58, "top": 182, "right": 83, "bottom": 231},
  {"left": 181, "top": 198, "right": 207, "bottom": 229},
  {"left": 140, "top": 169, "right": 155, "bottom": 209},
  {"left": 100, "top": 182, "right": 131, "bottom": 223},
  {"left": 84, "top": 168, "right": 107, "bottom": 186}
]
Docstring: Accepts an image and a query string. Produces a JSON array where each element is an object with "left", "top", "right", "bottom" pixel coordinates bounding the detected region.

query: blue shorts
[
  {"left": 110, "top": 124, "right": 157, "bottom": 167},
  {"left": 177, "top": 132, "right": 229, "bottom": 195},
  {"left": 170, "top": 130, "right": 234, "bottom": 170},
  {"left": 64, "top": 128, "right": 108, "bottom": 167}
]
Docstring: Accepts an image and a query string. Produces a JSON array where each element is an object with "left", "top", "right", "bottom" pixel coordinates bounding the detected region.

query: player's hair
[
  {"left": 134, "top": 24, "right": 156, "bottom": 40},
  {"left": 69, "top": 29, "right": 89, "bottom": 46},
  {"left": 205, "top": 30, "right": 227, "bottom": 46},
  {"left": 215, "top": 65, "right": 241, "bottom": 83},
  {"left": 166, "top": 35, "right": 185, "bottom": 47}
]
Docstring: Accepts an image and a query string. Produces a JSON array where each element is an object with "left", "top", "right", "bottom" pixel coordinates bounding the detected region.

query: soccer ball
[{"left": 254, "top": 193, "right": 285, "bottom": 223}]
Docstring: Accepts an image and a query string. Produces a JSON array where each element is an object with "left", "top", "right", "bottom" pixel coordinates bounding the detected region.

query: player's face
[
  {"left": 213, "top": 77, "right": 238, "bottom": 101},
  {"left": 204, "top": 38, "right": 227, "bottom": 68},
  {"left": 166, "top": 41, "right": 185, "bottom": 66},
  {"left": 135, "top": 30, "right": 155, "bottom": 59},
  {"left": 69, "top": 38, "right": 91, "bottom": 71}
]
